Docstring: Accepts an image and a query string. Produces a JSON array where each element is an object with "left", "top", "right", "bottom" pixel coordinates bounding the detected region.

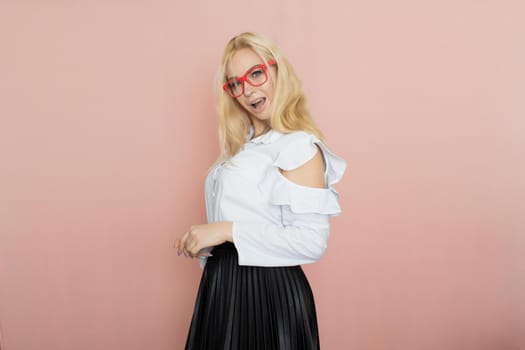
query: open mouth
[{"left": 250, "top": 97, "right": 266, "bottom": 111}]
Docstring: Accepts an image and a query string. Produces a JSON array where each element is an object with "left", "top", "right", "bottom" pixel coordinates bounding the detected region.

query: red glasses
[{"left": 223, "top": 60, "right": 277, "bottom": 98}]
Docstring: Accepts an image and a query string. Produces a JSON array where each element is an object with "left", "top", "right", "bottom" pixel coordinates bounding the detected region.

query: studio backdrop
[{"left": 0, "top": 1, "right": 524, "bottom": 349}]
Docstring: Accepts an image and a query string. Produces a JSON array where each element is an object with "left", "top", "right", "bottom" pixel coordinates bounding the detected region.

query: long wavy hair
[{"left": 214, "top": 32, "right": 325, "bottom": 164}]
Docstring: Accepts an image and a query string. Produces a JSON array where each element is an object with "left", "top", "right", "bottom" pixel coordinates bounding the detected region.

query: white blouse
[{"left": 201, "top": 126, "right": 347, "bottom": 268}]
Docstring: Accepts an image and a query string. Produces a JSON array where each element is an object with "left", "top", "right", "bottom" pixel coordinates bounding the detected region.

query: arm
[
  {"left": 232, "top": 145, "right": 334, "bottom": 266},
  {"left": 177, "top": 133, "right": 347, "bottom": 268},
  {"left": 175, "top": 221, "right": 233, "bottom": 259},
  {"left": 176, "top": 148, "right": 326, "bottom": 262}
]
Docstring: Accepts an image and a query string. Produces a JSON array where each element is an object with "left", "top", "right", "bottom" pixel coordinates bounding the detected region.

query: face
[{"left": 225, "top": 48, "right": 276, "bottom": 123}]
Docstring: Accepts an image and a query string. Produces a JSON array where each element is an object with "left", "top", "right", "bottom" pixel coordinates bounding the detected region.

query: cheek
[
  {"left": 265, "top": 83, "right": 275, "bottom": 99},
  {"left": 266, "top": 76, "right": 276, "bottom": 97},
  {"left": 236, "top": 99, "right": 250, "bottom": 111}
]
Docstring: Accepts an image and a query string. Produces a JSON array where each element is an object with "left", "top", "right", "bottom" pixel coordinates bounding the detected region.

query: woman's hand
[{"left": 174, "top": 221, "right": 233, "bottom": 258}]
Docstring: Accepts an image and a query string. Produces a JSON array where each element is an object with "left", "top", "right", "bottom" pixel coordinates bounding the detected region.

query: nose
[{"left": 243, "top": 82, "right": 255, "bottom": 97}]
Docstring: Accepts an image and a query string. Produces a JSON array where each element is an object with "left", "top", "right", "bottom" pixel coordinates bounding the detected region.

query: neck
[{"left": 252, "top": 122, "right": 271, "bottom": 138}]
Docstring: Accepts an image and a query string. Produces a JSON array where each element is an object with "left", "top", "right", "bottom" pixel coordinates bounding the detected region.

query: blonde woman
[{"left": 175, "top": 32, "right": 347, "bottom": 350}]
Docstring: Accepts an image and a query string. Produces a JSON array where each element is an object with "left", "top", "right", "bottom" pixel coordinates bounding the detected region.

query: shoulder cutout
[
  {"left": 279, "top": 144, "right": 326, "bottom": 189},
  {"left": 257, "top": 131, "right": 346, "bottom": 216}
]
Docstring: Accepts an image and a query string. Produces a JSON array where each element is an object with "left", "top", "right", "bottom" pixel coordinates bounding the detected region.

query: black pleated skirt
[{"left": 184, "top": 242, "right": 320, "bottom": 350}]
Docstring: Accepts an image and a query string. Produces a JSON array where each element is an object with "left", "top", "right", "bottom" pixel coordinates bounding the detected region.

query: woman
[{"left": 174, "top": 32, "right": 347, "bottom": 350}]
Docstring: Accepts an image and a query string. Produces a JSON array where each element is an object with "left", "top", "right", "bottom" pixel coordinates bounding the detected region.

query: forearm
[{"left": 232, "top": 212, "right": 330, "bottom": 266}]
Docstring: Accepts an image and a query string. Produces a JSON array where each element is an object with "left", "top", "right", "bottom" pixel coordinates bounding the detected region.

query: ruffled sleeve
[
  {"left": 231, "top": 131, "right": 347, "bottom": 267},
  {"left": 258, "top": 131, "right": 347, "bottom": 216}
]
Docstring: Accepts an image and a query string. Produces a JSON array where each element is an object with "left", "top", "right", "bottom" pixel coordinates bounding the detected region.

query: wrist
[{"left": 223, "top": 221, "right": 233, "bottom": 242}]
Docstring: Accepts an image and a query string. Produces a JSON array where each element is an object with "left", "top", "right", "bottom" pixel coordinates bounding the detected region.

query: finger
[
  {"left": 179, "top": 231, "right": 191, "bottom": 257},
  {"left": 186, "top": 226, "right": 200, "bottom": 257},
  {"left": 186, "top": 229, "right": 203, "bottom": 258},
  {"left": 187, "top": 239, "right": 201, "bottom": 256},
  {"left": 174, "top": 238, "right": 185, "bottom": 257},
  {"left": 184, "top": 234, "right": 196, "bottom": 258},
  {"left": 183, "top": 234, "right": 198, "bottom": 259}
]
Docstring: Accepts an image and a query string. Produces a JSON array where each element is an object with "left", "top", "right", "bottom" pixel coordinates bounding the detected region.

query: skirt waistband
[{"left": 210, "top": 242, "right": 236, "bottom": 256}]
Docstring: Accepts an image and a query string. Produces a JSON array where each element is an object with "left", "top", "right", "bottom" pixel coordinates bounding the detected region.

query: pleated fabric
[{"left": 184, "top": 242, "right": 320, "bottom": 350}]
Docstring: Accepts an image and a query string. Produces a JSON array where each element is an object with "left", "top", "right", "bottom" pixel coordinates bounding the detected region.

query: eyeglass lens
[{"left": 227, "top": 65, "right": 268, "bottom": 97}]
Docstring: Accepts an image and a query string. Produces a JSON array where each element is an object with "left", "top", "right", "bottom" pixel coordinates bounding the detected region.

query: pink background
[{"left": 1, "top": 1, "right": 524, "bottom": 349}]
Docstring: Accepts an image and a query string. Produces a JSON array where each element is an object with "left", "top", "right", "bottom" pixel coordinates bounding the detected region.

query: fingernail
[
  {"left": 208, "top": 253, "right": 213, "bottom": 257},
  {"left": 177, "top": 249, "right": 181, "bottom": 256}
]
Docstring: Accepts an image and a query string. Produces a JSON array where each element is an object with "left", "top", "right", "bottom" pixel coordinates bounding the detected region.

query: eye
[
  {"left": 228, "top": 80, "right": 241, "bottom": 89},
  {"left": 250, "top": 68, "right": 264, "bottom": 78}
]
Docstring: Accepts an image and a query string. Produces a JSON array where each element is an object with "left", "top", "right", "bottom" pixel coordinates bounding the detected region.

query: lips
[{"left": 249, "top": 97, "right": 266, "bottom": 111}]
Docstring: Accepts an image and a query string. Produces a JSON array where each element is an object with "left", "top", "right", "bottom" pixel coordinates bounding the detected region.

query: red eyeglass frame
[{"left": 223, "top": 59, "right": 277, "bottom": 98}]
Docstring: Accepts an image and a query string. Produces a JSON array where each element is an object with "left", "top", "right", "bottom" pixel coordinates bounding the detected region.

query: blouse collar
[{"left": 246, "top": 125, "right": 281, "bottom": 144}]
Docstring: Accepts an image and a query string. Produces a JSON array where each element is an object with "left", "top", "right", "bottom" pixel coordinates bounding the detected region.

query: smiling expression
[{"left": 225, "top": 48, "right": 276, "bottom": 122}]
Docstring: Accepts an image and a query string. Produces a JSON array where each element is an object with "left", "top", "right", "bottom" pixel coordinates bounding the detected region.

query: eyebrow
[{"left": 226, "top": 64, "right": 261, "bottom": 81}]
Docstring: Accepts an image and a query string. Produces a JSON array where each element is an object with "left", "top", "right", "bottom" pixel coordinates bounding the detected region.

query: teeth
[{"left": 251, "top": 98, "right": 265, "bottom": 108}]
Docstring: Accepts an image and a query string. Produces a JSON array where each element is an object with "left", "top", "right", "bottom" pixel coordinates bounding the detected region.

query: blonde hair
[{"left": 214, "top": 32, "right": 325, "bottom": 164}]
